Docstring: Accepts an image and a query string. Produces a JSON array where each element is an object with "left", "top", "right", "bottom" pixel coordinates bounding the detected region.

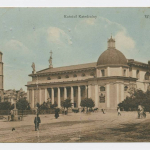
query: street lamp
[{"left": 35, "top": 75, "right": 39, "bottom": 115}]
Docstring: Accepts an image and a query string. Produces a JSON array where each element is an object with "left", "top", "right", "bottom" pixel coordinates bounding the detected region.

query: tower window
[
  {"left": 101, "top": 70, "right": 105, "bottom": 77},
  {"left": 100, "top": 86, "right": 105, "bottom": 91},
  {"left": 136, "top": 70, "right": 140, "bottom": 78},
  {"left": 124, "top": 86, "right": 128, "bottom": 91},
  {"left": 145, "top": 72, "right": 150, "bottom": 80},
  {"left": 123, "top": 70, "right": 126, "bottom": 77}
]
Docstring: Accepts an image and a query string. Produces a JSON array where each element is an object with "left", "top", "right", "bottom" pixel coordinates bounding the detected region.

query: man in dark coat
[
  {"left": 34, "top": 114, "right": 41, "bottom": 131},
  {"left": 55, "top": 108, "right": 59, "bottom": 119}
]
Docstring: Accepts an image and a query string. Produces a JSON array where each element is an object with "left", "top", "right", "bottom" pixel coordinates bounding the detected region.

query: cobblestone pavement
[{"left": 0, "top": 111, "right": 149, "bottom": 143}]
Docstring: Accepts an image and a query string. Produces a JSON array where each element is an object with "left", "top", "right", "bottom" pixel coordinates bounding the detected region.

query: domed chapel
[{"left": 27, "top": 36, "right": 150, "bottom": 109}]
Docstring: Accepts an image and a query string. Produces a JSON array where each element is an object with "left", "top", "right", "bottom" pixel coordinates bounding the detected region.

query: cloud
[
  {"left": 3, "top": 40, "right": 29, "bottom": 53},
  {"left": 115, "top": 30, "right": 136, "bottom": 54},
  {"left": 47, "top": 27, "right": 72, "bottom": 46}
]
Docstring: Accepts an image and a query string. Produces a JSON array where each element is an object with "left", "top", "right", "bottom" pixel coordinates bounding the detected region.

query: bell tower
[{"left": 0, "top": 51, "right": 3, "bottom": 102}]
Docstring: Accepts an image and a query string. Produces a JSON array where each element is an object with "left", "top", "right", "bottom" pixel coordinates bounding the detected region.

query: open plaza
[{"left": 0, "top": 111, "right": 150, "bottom": 143}]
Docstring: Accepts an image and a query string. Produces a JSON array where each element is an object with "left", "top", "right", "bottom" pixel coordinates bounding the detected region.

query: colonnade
[{"left": 28, "top": 85, "right": 92, "bottom": 108}]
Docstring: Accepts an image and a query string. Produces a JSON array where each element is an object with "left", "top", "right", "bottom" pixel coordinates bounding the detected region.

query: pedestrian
[
  {"left": 117, "top": 107, "right": 121, "bottom": 116},
  {"left": 55, "top": 108, "right": 59, "bottom": 119},
  {"left": 64, "top": 107, "right": 67, "bottom": 115},
  {"left": 10, "top": 109, "right": 14, "bottom": 121},
  {"left": 101, "top": 109, "right": 105, "bottom": 114},
  {"left": 34, "top": 114, "right": 41, "bottom": 131}
]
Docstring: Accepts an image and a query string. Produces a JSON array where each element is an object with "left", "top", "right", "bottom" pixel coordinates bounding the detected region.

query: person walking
[
  {"left": 101, "top": 109, "right": 105, "bottom": 114},
  {"left": 117, "top": 107, "right": 121, "bottom": 116},
  {"left": 55, "top": 108, "right": 59, "bottom": 119},
  {"left": 34, "top": 114, "right": 41, "bottom": 131}
]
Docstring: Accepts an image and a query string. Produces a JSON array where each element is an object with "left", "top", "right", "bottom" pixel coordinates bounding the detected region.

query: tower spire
[{"left": 49, "top": 50, "right": 53, "bottom": 68}]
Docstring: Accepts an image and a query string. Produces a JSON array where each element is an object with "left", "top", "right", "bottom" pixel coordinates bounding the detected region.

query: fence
[{"left": 0, "top": 109, "right": 59, "bottom": 116}]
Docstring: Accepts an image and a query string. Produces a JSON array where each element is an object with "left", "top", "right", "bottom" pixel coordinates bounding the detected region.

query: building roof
[
  {"left": 30, "top": 62, "right": 97, "bottom": 76},
  {"left": 97, "top": 48, "right": 127, "bottom": 66},
  {"left": 127, "top": 59, "right": 148, "bottom": 68}
]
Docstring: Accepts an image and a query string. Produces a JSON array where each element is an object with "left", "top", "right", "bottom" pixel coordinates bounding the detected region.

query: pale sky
[{"left": 0, "top": 8, "right": 150, "bottom": 91}]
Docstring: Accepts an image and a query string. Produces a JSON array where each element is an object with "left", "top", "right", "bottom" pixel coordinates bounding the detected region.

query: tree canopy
[
  {"left": 16, "top": 98, "right": 30, "bottom": 110},
  {"left": 118, "top": 89, "right": 150, "bottom": 111},
  {"left": 80, "top": 98, "right": 95, "bottom": 109},
  {"left": 61, "top": 99, "right": 72, "bottom": 109},
  {"left": 0, "top": 101, "right": 12, "bottom": 110}
]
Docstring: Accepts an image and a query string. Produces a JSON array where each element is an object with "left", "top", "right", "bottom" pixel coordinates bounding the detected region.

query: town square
[{"left": 0, "top": 7, "right": 150, "bottom": 146}]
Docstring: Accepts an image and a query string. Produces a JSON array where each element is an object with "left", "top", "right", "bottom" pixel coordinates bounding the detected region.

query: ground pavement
[{"left": 0, "top": 110, "right": 150, "bottom": 142}]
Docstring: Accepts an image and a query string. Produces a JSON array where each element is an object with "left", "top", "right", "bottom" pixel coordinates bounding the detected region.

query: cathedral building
[{"left": 26, "top": 36, "right": 150, "bottom": 109}]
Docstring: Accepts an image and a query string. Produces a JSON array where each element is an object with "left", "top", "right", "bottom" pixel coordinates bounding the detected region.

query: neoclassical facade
[{"left": 26, "top": 36, "right": 150, "bottom": 109}]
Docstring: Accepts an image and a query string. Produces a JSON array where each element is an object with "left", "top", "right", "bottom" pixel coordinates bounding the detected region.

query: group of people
[{"left": 34, "top": 105, "right": 147, "bottom": 131}]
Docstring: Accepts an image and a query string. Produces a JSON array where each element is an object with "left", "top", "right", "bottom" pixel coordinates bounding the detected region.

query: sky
[{"left": 0, "top": 7, "right": 150, "bottom": 91}]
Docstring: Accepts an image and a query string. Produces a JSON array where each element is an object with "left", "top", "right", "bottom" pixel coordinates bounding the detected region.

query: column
[
  {"left": 78, "top": 86, "right": 81, "bottom": 108},
  {"left": 95, "top": 84, "right": 99, "bottom": 107},
  {"left": 58, "top": 87, "right": 61, "bottom": 108},
  {"left": 51, "top": 88, "right": 54, "bottom": 104},
  {"left": 45, "top": 88, "right": 47, "bottom": 102},
  {"left": 39, "top": 88, "right": 42, "bottom": 105},
  {"left": 116, "top": 84, "right": 119, "bottom": 104},
  {"left": 121, "top": 84, "right": 124, "bottom": 102},
  {"left": 27, "top": 89, "right": 29, "bottom": 102},
  {"left": 85, "top": 85, "right": 88, "bottom": 98},
  {"left": 88, "top": 85, "right": 91, "bottom": 98},
  {"left": 32, "top": 89, "right": 34, "bottom": 108},
  {"left": 106, "top": 84, "right": 110, "bottom": 108},
  {"left": 71, "top": 86, "right": 74, "bottom": 107},
  {"left": 64, "top": 87, "right": 67, "bottom": 100}
]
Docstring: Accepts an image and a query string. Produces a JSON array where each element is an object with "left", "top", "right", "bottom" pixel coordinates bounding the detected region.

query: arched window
[
  {"left": 90, "top": 72, "right": 95, "bottom": 76},
  {"left": 100, "top": 86, "right": 105, "bottom": 91},
  {"left": 124, "top": 86, "right": 128, "bottom": 91},
  {"left": 145, "top": 72, "right": 150, "bottom": 80},
  {"left": 47, "top": 77, "right": 51, "bottom": 80},
  {"left": 81, "top": 73, "right": 85, "bottom": 77},
  {"left": 73, "top": 74, "right": 77, "bottom": 77},
  {"left": 58, "top": 76, "right": 61, "bottom": 79},
  {"left": 65, "top": 75, "right": 69, "bottom": 78},
  {"left": 101, "top": 70, "right": 105, "bottom": 77}
]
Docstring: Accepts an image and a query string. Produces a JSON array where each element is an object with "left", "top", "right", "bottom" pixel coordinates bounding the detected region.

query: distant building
[
  {"left": 3, "top": 88, "right": 27, "bottom": 104},
  {"left": 27, "top": 36, "right": 150, "bottom": 109}
]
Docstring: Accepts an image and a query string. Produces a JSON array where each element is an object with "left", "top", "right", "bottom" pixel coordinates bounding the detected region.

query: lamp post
[
  {"left": 35, "top": 75, "right": 39, "bottom": 115},
  {"left": 12, "top": 91, "right": 19, "bottom": 121}
]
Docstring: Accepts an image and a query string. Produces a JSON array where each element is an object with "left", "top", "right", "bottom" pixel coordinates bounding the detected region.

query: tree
[
  {"left": 0, "top": 101, "right": 12, "bottom": 110},
  {"left": 61, "top": 99, "right": 72, "bottom": 110},
  {"left": 80, "top": 98, "right": 95, "bottom": 112},
  {"left": 118, "top": 89, "right": 150, "bottom": 111},
  {"left": 16, "top": 98, "right": 30, "bottom": 116},
  {"left": 50, "top": 101, "right": 58, "bottom": 109}
]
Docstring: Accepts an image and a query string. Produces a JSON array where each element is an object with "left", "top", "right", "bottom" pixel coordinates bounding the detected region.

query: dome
[
  {"left": 97, "top": 48, "right": 127, "bottom": 66},
  {"left": 97, "top": 36, "right": 127, "bottom": 66}
]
